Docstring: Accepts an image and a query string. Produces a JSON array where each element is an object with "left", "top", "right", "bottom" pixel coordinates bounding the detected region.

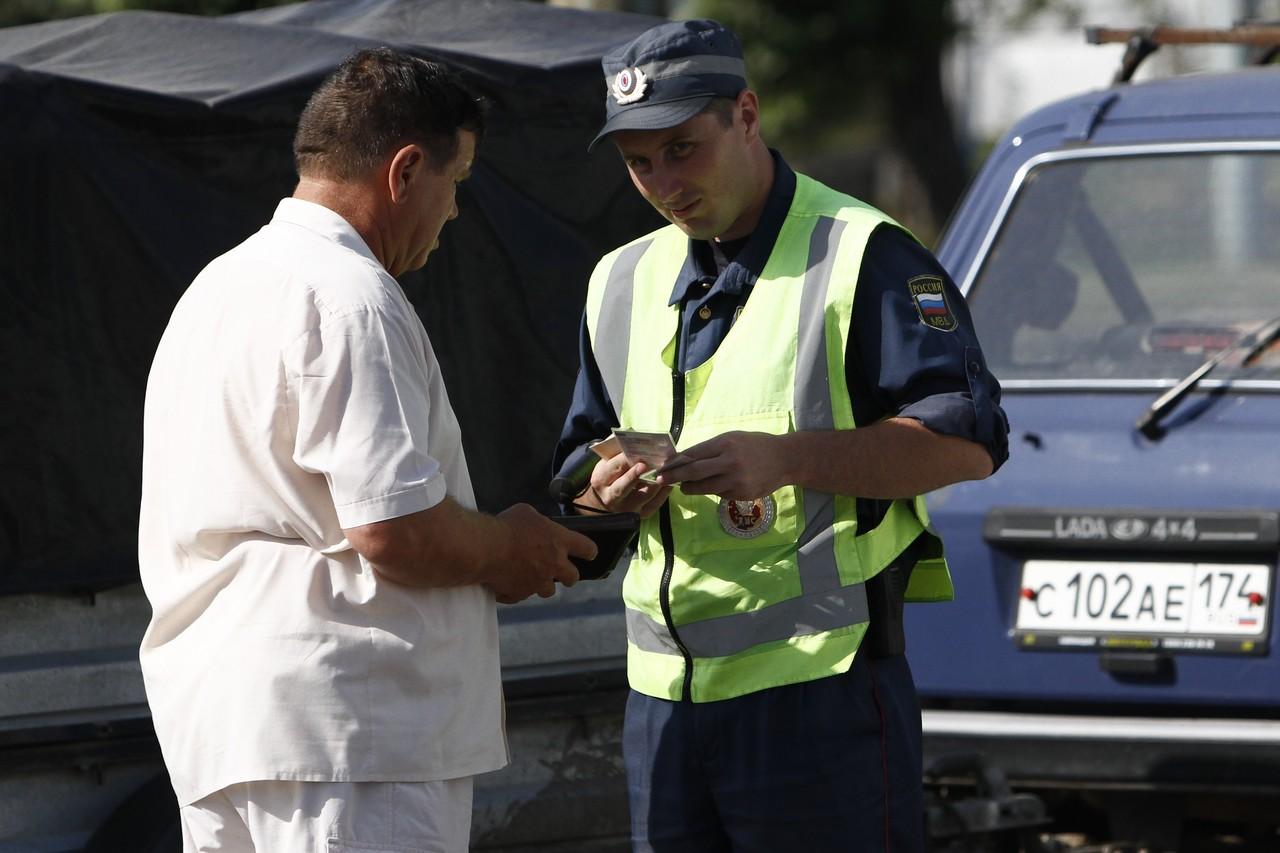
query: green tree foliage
[
  {"left": 690, "top": 0, "right": 965, "bottom": 236},
  {"left": 0, "top": 0, "right": 293, "bottom": 29}
]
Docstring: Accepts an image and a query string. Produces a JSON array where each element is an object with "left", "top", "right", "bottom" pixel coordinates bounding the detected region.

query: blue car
[{"left": 913, "top": 38, "right": 1280, "bottom": 846}]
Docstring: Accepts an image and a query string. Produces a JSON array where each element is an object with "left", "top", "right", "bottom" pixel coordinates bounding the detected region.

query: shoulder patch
[{"left": 907, "top": 275, "right": 957, "bottom": 332}]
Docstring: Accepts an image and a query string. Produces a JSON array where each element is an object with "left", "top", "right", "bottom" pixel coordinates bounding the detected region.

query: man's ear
[{"left": 387, "top": 143, "right": 425, "bottom": 204}]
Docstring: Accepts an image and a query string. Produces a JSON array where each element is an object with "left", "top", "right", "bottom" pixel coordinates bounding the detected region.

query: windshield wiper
[{"left": 1135, "top": 313, "right": 1280, "bottom": 439}]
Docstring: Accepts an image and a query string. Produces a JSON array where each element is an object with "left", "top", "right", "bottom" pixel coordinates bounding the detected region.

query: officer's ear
[{"left": 735, "top": 90, "right": 762, "bottom": 142}]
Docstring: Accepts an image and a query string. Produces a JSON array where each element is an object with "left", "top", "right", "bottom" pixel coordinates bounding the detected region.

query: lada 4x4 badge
[
  {"left": 611, "top": 67, "right": 648, "bottom": 104},
  {"left": 719, "top": 496, "right": 777, "bottom": 539}
]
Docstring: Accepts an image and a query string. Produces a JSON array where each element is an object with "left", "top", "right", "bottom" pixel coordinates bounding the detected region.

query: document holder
[{"left": 550, "top": 512, "right": 640, "bottom": 580}]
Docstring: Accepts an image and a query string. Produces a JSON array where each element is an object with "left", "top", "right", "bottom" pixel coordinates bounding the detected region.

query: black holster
[{"left": 862, "top": 537, "right": 923, "bottom": 658}]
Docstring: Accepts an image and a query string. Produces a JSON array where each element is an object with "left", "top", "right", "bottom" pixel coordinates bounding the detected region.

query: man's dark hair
[{"left": 294, "top": 47, "right": 486, "bottom": 181}]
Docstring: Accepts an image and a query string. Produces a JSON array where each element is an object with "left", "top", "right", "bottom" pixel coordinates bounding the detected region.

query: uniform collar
[
  {"left": 271, "top": 197, "right": 382, "bottom": 268},
  {"left": 667, "top": 150, "right": 797, "bottom": 306}
]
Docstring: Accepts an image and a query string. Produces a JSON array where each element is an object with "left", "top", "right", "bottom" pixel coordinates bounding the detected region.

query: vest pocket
[{"left": 670, "top": 411, "right": 800, "bottom": 557}]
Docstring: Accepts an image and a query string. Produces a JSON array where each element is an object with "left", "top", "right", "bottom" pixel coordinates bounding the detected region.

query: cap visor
[{"left": 588, "top": 95, "right": 715, "bottom": 152}]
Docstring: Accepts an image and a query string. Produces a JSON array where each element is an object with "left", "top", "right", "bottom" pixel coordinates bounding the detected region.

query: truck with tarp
[{"left": 0, "top": 1, "right": 661, "bottom": 849}]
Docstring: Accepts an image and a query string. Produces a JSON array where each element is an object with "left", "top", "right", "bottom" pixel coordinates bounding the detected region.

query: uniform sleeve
[
  {"left": 285, "top": 304, "right": 447, "bottom": 529},
  {"left": 552, "top": 312, "right": 620, "bottom": 485},
  {"left": 846, "top": 224, "right": 1010, "bottom": 471}
]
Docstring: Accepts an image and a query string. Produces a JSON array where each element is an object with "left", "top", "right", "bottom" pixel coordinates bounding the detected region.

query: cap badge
[
  {"left": 718, "top": 496, "right": 777, "bottom": 539},
  {"left": 610, "top": 66, "right": 649, "bottom": 105}
]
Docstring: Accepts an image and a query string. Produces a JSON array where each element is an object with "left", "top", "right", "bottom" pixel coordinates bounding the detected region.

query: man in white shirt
[{"left": 139, "top": 47, "right": 595, "bottom": 853}]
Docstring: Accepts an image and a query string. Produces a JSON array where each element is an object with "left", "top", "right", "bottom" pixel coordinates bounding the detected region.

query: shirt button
[
  {"left": 701, "top": 280, "right": 712, "bottom": 289},
  {"left": 697, "top": 306, "right": 713, "bottom": 320}
]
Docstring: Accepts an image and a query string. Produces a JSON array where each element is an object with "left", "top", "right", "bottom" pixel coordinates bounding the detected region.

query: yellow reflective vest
[{"left": 585, "top": 174, "right": 953, "bottom": 703}]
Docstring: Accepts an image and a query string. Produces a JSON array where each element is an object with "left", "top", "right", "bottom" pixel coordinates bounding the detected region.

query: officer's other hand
[
  {"left": 488, "top": 504, "right": 591, "bottom": 604},
  {"left": 588, "top": 453, "right": 672, "bottom": 518},
  {"left": 657, "top": 431, "right": 784, "bottom": 500}
]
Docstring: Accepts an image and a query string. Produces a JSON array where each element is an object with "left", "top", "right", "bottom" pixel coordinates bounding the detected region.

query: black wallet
[{"left": 550, "top": 512, "right": 640, "bottom": 580}]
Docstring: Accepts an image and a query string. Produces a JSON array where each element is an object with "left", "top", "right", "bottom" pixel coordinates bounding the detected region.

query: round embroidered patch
[{"left": 718, "top": 495, "right": 777, "bottom": 539}]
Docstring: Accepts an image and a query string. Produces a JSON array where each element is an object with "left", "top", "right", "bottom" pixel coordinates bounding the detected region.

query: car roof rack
[{"left": 1085, "top": 23, "right": 1280, "bottom": 84}]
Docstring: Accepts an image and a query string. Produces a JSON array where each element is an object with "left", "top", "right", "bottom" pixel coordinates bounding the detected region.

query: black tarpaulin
[{"left": 0, "top": 0, "right": 663, "bottom": 596}]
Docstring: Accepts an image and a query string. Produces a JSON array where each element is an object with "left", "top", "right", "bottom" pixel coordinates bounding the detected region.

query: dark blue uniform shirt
[{"left": 554, "top": 152, "right": 1009, "bottom": 520}]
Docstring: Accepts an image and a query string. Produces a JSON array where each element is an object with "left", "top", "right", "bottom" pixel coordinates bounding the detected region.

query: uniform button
[
  {"left": 701, "top": 280, "right": 712, "bottom": 289},
  {"left": 698, "top": 306, "right": 713, "bottom": 320}
]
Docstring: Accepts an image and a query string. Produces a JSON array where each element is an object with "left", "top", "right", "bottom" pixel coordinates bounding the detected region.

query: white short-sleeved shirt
[{"left": 139, "top": 198, "right": 507, "bottom": 806}]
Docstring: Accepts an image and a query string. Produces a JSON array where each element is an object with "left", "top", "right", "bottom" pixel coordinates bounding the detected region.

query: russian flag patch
[{"left": 907, "top": 275, "right": 957, "bottom": 332}]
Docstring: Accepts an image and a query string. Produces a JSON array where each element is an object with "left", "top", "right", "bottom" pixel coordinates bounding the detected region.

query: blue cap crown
[{"left": 590, "top": 19, "right": 746, "bottom": 151}]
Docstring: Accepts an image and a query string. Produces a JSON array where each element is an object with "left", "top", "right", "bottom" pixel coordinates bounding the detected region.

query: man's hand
[
  {"left": 656, "top": 431, "right": 786, "bottom": 500},
  {"left": 583, "top": 453, "right": 672, "bottom": 518},
  {"left": 658, "top": 420, "right": 994, "bottom": 502},
  {"left": 487, "top": 503, "right": 595, "bottom": 604},
  {"left": 346, "top": 498, "right": 596, "bottom": 600}
]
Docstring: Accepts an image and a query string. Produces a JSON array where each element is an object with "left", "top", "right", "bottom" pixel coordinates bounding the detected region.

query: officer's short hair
[
  {"left": 701, "top": 97, "right": 736, "bottom": 128},
  {"left": 294, "top": 47, "right": 485, "bottom": 181}
]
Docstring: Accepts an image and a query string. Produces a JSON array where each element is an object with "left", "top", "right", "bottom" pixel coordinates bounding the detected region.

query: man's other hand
[{"left": 657, "top": 431, "right": 784, "bottom": 500}]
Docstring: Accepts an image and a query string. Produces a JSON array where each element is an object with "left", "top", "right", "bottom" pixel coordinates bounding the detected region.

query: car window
[{"left": 967, "top": 151, "right": 1280, "bottom": 382}]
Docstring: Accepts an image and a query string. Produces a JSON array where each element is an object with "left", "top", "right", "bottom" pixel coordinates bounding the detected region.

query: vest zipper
[{"left": 660, "top": 367, "right": 694, "bottom": 701}]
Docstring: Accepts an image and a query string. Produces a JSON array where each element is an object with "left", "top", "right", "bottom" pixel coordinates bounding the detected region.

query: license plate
[{"left": 1014, "top": 560, "right": 1271, "bottom": 655}]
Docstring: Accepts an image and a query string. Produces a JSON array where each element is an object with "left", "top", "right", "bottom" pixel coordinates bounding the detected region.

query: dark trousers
[{"left": 623, "top": 652, "right": 924, "bottom": 853}]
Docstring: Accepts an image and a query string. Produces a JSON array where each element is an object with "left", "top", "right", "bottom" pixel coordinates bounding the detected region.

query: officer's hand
[
  {"left": 657, "top": 431, "right": 786, "bottom": 500},
  {"left": 487, "top": 504, "right": 592, "bottom": 604},
  {"left": 587, "top": 453, "right": 672, "bottom": 518}
]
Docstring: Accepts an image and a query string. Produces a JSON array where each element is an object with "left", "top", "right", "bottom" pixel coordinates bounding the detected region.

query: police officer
[{"left": 553, "top": 19, "right": 1009, "bottom": 852}]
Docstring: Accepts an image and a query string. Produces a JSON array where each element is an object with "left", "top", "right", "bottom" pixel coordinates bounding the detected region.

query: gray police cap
[{"left": 590, "top": 19, "right": 746, "bottom": 152}]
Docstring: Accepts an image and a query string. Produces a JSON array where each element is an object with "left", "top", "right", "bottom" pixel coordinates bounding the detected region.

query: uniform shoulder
[{"left": 789, "top": 173, "right": 903, "bottom": 231}]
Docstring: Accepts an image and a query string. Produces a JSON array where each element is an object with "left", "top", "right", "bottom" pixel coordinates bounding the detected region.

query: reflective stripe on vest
[
  {"left": 626, "top": 582, "right": 868, "bottom": 658},
  {"left": 794, "top": 216, "right": 851, "bottom": 596},
  {"left": 587, "top": 239, "right": 650, "bottom": 411}
]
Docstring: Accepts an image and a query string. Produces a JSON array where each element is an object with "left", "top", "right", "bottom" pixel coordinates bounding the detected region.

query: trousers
[{"left": 623, "top": 651, "right": 923, "bottom": 853}]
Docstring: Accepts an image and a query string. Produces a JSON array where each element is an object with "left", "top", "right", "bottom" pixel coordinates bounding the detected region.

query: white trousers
[{"left": 179, "top": 778, "right": 474, "bottom": 853}]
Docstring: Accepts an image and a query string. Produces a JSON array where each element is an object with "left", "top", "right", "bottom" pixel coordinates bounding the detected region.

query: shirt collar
[
  {"left": 271, "top": 197, "right": 382, "bottom": 268},
  {"left": 668, "top": 150, "right": 797, "bottom": 307}
]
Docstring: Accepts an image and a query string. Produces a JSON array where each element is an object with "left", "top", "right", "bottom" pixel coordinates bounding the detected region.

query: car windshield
[{"left": 965, "top": 151, "right": 1280, "bottom": 383}]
